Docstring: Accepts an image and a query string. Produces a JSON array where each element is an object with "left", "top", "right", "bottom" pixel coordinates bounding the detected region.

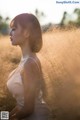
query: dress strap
[{"left": 28, "top": 57, "right": 41, "bottom": 73}]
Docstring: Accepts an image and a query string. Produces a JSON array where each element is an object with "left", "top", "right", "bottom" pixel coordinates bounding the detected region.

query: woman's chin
[{"left": 11, "top": 42, "right": 17, "bottom": 46}]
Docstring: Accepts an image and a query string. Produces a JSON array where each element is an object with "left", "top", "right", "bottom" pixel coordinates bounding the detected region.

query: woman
[{"left": 7, "top": 13, "right": 51, "bottom": 120}]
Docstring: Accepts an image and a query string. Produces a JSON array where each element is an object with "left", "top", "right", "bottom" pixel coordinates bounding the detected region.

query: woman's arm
[{"left": 10, "top": 58, "right": 40, "bottom": 120}]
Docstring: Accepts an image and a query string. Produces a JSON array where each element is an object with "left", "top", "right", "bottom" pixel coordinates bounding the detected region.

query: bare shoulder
[
  {"left": 22, "top": 57, "right": 42, "bottom": 83},
  {"left": 24, "top": 56, "right": 41, "bottom": 74}
]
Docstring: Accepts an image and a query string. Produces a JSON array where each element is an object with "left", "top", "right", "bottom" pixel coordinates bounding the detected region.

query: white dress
[{"left": 7, "top": 56, "right": 52, "bottom": 120}]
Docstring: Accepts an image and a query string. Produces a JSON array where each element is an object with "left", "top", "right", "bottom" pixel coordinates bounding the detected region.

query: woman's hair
[{"left": 10, "top": 13, "right": 42, "bottom": 53}]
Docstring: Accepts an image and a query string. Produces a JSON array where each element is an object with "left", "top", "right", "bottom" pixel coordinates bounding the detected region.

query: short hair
[{"left": 10, "top": 13, "right": 42, "bottom": 53}]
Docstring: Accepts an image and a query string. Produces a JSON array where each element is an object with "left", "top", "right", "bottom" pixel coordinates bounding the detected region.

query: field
[{"left": 0, "top": 28, "right": 80, "bottom": 120}]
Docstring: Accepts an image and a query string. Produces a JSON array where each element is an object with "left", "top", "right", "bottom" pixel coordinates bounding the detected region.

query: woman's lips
[{"left": 10, "top": 37, "right": 13, "bottom": 41}]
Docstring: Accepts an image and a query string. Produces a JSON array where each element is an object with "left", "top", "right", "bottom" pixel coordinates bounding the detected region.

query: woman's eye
[{"left": 12, "top": 28, "right": 16, "bottom": 31}]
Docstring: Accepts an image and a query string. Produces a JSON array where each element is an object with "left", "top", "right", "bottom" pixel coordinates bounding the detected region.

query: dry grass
[{"left": 0, "top": 28, "right": 80, "bottom": 119}]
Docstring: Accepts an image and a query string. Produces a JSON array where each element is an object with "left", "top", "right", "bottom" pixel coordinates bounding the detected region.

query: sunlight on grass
[{"left": 0, "top": 28, "right": 80, "bottom": 119}]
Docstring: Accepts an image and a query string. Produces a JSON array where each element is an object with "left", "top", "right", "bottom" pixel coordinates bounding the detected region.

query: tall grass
[{"left": 0, "top": 28, "right": 80, "bottom": 119}]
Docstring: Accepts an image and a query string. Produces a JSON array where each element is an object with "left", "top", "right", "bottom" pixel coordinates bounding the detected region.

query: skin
[{"left": 9, "top": 23, "right": 41, "bottom": 120}]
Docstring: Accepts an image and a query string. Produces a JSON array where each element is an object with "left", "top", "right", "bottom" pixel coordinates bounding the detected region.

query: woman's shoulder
[{"left": 25, "top": 56, "right": 41, "bottom": 73}]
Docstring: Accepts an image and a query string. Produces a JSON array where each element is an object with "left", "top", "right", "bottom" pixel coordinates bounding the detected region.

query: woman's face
[{"left": 10, "top": 24, "right": 26, "bottom": 46}]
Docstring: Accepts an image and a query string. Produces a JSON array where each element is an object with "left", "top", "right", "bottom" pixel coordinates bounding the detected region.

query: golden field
[{"left": 0, "top": 28, "right": 80, "bottom": 120}]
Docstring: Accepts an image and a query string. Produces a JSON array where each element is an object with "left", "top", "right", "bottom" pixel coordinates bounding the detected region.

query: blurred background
[
  {"left": 0, "top": 0, "right": 80, "bottom": 120},
  {"left": 0, "top": 0, "right": 80, "bottom": 34}
]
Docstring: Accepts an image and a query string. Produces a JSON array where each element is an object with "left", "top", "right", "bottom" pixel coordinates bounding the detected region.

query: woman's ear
[{"left": 23, "top": 30, "right": 30, "bottom": 39}]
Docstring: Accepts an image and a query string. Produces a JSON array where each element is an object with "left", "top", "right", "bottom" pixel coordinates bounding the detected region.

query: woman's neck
[{"left": 19, "top": 43, "right": 36, "bottom": 58}]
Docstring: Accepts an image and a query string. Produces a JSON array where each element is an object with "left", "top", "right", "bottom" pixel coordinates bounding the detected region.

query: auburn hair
[{"left": 10, "top": 13, "right": 42, "bottom": 53}]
